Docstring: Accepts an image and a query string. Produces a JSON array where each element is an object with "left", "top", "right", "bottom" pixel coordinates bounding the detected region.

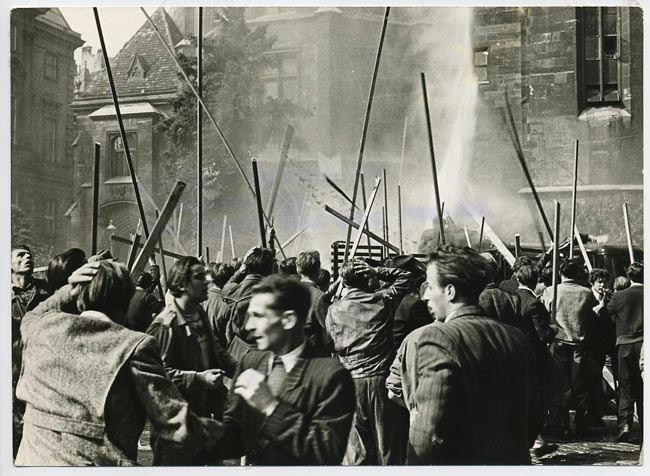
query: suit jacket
[
  {"left": 16, "top": 286, "right": 220, "bottom": 466},
  {"left": 215, "top": 342, "right": 355, "bottom": 465},
  {"left": 407, "top": 306, "right": 537, "bottom": 465},
  {"left": 222, "top": 273, "right": 265, "bottom": 346},
  {"left": 479, "top": 284, "right": 523, "bottom": 328},
  {"left": 607, "top": 284, "right": 643, "bottom": 346},
  {"left": 392, "top": 293, "right": 432, "bottom": 350},
  {"left": 516, "top": 287, "right": 556, "bottom": 345},
  {"left": 552, "top": 280, "right": 597, "bottom": 344}
]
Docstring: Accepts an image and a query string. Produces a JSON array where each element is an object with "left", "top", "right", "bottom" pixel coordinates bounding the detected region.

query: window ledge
[{"left": 578, "top": 106, "right": 631, "bottom": 122}]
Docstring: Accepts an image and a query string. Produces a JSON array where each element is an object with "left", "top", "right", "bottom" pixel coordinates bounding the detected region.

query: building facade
[{"left": 10, "top": 8, "right": 83, "bottom": 256}]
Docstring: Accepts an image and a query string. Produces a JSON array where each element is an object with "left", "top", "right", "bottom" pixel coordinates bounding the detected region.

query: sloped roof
[
  {"left": 37, "top": 8, "right": 73, "bottom": 31},
  {"left": 80, "top": 8, "right": 184, "bottom": 98}
]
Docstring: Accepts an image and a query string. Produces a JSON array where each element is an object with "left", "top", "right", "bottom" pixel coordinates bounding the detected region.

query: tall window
[
  {"left": 108, "top": 133, "right": 136, "bottom": 178},
  {"left": 44, "top": 53, "right": 58, "bottom": 80},
  {"left": 262, "top": 50, "right": 299, "bottom": 103},
  {"left": 43, "top": 117, "right": 57, "bottom": 162},
  {"left": 580, "top": 7, "right": 621, "bottom": 105},
  {"left": 474, "top": 48, "right": 489, "bottom": 84}
]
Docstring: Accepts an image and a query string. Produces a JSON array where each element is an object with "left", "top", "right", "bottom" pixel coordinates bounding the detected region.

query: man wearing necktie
[{"left": 213, "top": 275, "right": 355, "bottom": 465}]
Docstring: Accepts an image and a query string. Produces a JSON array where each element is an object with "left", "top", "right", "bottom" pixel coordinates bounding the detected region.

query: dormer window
[{"left": 127, "top": 54, "right": 147, "bottom": 80}]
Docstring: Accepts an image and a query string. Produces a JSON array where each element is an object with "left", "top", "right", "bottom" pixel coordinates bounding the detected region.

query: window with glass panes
[
  {"left": 474, "top": 48, "right": 489, "bottom": 84},
  {"left": 262, "top": 51, "right": 299, "bottom": 103},
  {"left": 581, "top": 7, "right": 621, "bottom": 105},
  {"left": 108, "top": 133, "right": 136, "bottom": 178},
  {"left": 43, "top": 117, "right": 57, "bottom": 162}
]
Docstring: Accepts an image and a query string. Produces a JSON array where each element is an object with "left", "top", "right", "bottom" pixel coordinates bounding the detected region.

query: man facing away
[
  {"left": 213, "top": 275, "right": 355, "bottom": 464},
  {"left": 296, "top": 249, "right": 330, "bottom": 356},
  {"left": 15, "top": 260, "right": 223, "bottom": 466},
  {"left": 408, "top": 245, "right": 539, "bottom": 465},
  {"left": 607, "top": 262, "right": 643, "bottom": 443}
]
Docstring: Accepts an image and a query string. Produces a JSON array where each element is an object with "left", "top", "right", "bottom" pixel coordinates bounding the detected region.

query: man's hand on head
[{"left": 68, "top": 261, "right": 101, "bottom": 296}]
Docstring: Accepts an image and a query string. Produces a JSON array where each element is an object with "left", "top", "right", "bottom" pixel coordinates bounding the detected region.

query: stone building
[{"left": 10, "top": 8, "right": 83, "bottom": 256}]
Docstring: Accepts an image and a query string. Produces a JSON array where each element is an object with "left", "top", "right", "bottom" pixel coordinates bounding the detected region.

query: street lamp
[{"left": 107, "top": 220, "right": 116, "bottom": 254}]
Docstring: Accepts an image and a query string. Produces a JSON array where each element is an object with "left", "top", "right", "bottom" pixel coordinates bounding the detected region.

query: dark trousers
[
  {"left": 344, "top": 374, "right": 404, "bottom": 465},
  {"left": 548, "top": 341, "right": 594, "bottom": 429},
  {"left": 617, "top": 342, "right": 643, "bottom": 433}
]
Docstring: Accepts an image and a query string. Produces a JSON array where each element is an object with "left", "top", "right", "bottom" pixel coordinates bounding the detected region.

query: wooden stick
[
  {"left": 350, "top": 177, "right": 382, "bottom": 261},
  {"left": 252, "top": 159, "right": 267, "bottom": 248},
  {"left": 282, "top": 227, "right": 307, "bottom": 249},
  {"left": 176, "top": 202, "right": 183, "bottom": 245},
  {"left": 462, "top": 204, "right": 516, "bottom": 266},
  {"left": 398, "top": 185, "right": 403, "bottom": 254},
  {"left": 131, "top": 182, "right": 186, "bottom": 278},
  {"left": 436, "top": 202, "right": 446, "bottom": 246},
  {"left": 398, "top": 115, "right": 408, "bottom": 186},
  {"left": 382, "top": 206, "right": 388, "bottom": 258},
  {"left": 266, "top": 125, "right": 294, "bottom": 218},
  {"left": 293, "top": 191, "right": 308, "bottom": 255},
  {"left": 155, "top": 210, "right": 168, "bottom": 291},
  {"left": 360, "top": 173, "right": 372, "bottom": 250},
  {"left": 514, "top": 233, "right": 521, "bottom": 258},
  {"left": 551, "top": 201, "right": 561, "bottom": 323},
  {"left": 112, "top": 235, "right": 185, "bottom": 260},
  {"left": 623, "top": 203, "right": 635, "bottom": 263},
  {"left": 91, "top": 143, "right": 101, "bottom": 255},
  {"left": 383, "top": 169, "right": 389, "bottom": 255},
  {"left": 501, "top": 90, "right": 553, "bottom": 241},
  {"left": 478, "top": 216, "right": 485, "bottom": 252},
  {"left": 219, "top": 215, "right": 227, "bottom": 262},
  {"left": 126, "top": 233, "right": 141, "bottom": 271},
  {"left": 464, "top": 227, "right": 472, "bottom": 248},
  {"left": 196, "top": 7, "right": 203, "bottom": 257},
  {"left": 324, "top": 204, "right": 400, "bottom": 254},
  {"left": 421, "top": 73, "right": 445, "bottom": 245},
  {"left": 569, "top": 140, "right": 579, "bottom": 258},
  {"left": 343, "top": 7, "right": 391, "bottom": 261},
  {"left": 94, "top": 9, "right": 150, "bottom": 238},
  {"left": 205, "top": 246, "right": 210, "bottom": 264},
  {"left": 228, "top": 225, "right": 235, "bottom": 260},
  {"left": 326, "top": 175, "right": 361, "bottom": 211},
  {"left": 574, "top": 225, "right": 592, "bottom": 272}
]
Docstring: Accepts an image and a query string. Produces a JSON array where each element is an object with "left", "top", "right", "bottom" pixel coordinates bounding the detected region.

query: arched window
[{"left": 108, "top": 133, "right": 136, "bottom": 178}]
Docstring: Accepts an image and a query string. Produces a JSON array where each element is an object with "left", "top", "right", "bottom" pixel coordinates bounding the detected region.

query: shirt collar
[
  {"left": 518, "top": 284, "right": 536, "bottom": 294},
  {"left": 630, "top": 282, "right": 643, "bottom": 287},
  {"left": 268, "top": 340, "right": 306, "bottom": 374},
  {"left": 80, "top": 310, "right": 112, "bottom": 323}
]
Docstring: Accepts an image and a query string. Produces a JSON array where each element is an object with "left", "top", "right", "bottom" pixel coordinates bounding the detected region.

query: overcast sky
[{"left": 59, "top": 7, "right": 157, "bottom": 64}]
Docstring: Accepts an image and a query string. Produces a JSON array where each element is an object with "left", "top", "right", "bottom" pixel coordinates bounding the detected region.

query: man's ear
[
  {"left": 445, "top": 283, "right": 457, "bottom": 302},
  {"left": 281, "top": 311, "right": 298, "bottom": 330}
]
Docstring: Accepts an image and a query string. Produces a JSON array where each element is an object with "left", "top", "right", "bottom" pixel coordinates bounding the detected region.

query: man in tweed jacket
[{"left": 407, "top": 246, "right": 539, "bottom": 465}]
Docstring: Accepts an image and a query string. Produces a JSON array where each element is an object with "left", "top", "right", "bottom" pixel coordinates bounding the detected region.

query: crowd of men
[{"left": 10, "top": 239, "right": 643, "bottom": 466}]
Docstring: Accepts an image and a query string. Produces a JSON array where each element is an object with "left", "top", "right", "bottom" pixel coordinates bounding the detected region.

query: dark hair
[
  {"left": 76, "top": 261, "right": 134, "bottom": 321},
  {"left": 588, "top": 268, "right": 610, "bottom": 285},
  {"left": 480, "top": 252, "right": 498, "bottom": 283},
  {"left": 12, "top": 243, "right": 32, "bottom": 253},
  {"left": 514, "top": 264, "right": 538, "bottom": 289},
  {"left": 136, "top": 271, "right": 154, "bottom": 290},
  {"left": 297, "top": 250, "right": 321, "bottom": 278},
  {"left": 614, "top": 276, "right": 631, "bottom": 291},
  {"left": 512, "top": 255, "right": 533, "bottom": 272},
  {"left": 245, "top": 248, "right": 275, "bottom": 276},
  {"left": 167, "top": 256, "right": 202, "bottom": 297},
  {"left": 209, "top": 262, "right": 235, "bottom": 288},
  {"left": 46, "top": 248, "right": 87, "bottom": 293},
  {"left": 427, "top": 245, "right": 491, "bottom": 303},
  {"left": 279, "top": 257, "right": 298, "bottom": 276},
  {"left": 317, "top": 268, "right": 331, "bottom": 292},
  {"left": 539, "top": 265, "right": 553, "bottom": 286},
  {"left": 340, "top": 260, "right": 370, "bottom": 290},
  {"left": 251, "top": 274, "right": 312, "bottom": 325},
  {"left": 560, "top": 259, "right": 586, "bottom": 281},
  {"left": 627, "top": 262, "right": 643, "bottom": 283}
]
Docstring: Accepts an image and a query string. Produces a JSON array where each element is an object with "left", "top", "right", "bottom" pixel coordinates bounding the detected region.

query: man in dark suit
[
  {"left": 607, "top": 262, "right": 643, "bottom": 442},
  {"left": 214, "top": 275, "right": 355, "bottom": 465},
  {"left": 407, "top": 246, "right": 539, "bottom": 465}
]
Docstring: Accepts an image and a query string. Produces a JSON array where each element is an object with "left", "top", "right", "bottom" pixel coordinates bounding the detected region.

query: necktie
[{"left": 267, "top": 356, "right": 287, "bottom": 397}]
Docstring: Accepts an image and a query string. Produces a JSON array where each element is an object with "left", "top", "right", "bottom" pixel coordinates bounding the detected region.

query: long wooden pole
[
  {"left": 176, "top": 202, "right": 183, "bottom": 244},
  {"left": 478, "top": 216, "right": 485, "bottom": 252},
  {"left": 293, "top": 191, "right": 308, "bottom": 255},
  {"left": 350, "top": 178, "right": 382, "bottom": 261},
  {"left": 126, "top": 233, "right": 141, "bottom": 271},
  {"left": 219, "top": 215, "right": 227, "bottom": 262},
  {"left": 113, "top": 235, "right": 184, "bottom": 260},
  {"left": 229, "top": 225, "right": 235, "bottom": 260},
  {"left": 623, "top": 203, "right": 635, "bottom": 263},
  {"left": 196, "top": 7, "right": 203, "bottom": 256},
  {"left": 464, "top": 227, "right": 472, "bottom": 248},
  {"left": 252, "top": 159, "right": 267, "bottom": 248},
  {"left": 131, "top": 181, "right": 186, "bottom": 278},
  {"left": 421, "top": 72, "right": 445, "bottom": 245},
  {"left": 383, "top": 169, "right": 389, "bottom": 255},
  {"left": 326, "top": 175, "right": 361, "bottom": 211},
  {"left": 462, "top": 204, "right": 516, "bottom": 265},
  {"left": 502, "top": 90, "right": 553, "bottom": 240},
  {"left": 155, "top": 210, "right": 168, "bottom": 290},
  {"left": 551, "top": 201, "right": 561, "bottom": 323},
  {"left": 94, "top": 8, "right": 150, "bottom": 238},
  {"left": 569, "top": 140, "right": 579, "bottom": 258},
  {"left": 514, "top": 233, "right": 521, "bottom": 258},
  {"left": 398, "top": 115, "right": 408, "bottom": 186},
  {"left": 574, "top": 225, "right": 592, "bottom": 272},
  {"left": 360, "top": 173, "right": 372, "bottom": 250},
  {"left": 382, "top": 206, "right": 387, "bottom": 257},
  {"left": 398, "top": 185, "right": 403, "bottom": 254},
  {"left": 343, "top": 7, "right": 391, "bottom": 261},
  {"left": 266, "top": 125, "right": 294, "bottom": 219},
  {"left": 91, "top": 143, "right": 100, "bottom": 255}
]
